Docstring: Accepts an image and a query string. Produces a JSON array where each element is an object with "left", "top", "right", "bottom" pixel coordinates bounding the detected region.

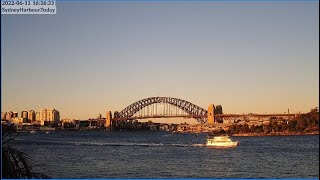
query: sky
[{"left": 1, "top": 1, "right": 319, "bottom": 122}]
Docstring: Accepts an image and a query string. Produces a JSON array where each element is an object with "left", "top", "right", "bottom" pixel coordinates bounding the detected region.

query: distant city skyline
[{"left": 1, "top": 1, "right": 319, "bottom": 121}]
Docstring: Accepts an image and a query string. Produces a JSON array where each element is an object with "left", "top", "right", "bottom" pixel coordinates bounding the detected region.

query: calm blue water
[{"left": 12, "top": 131, "right": 319, "bottom": 178}]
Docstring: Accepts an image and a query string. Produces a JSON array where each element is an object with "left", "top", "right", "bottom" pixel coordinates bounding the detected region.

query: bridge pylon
[
  {"left": 105, "top": 111, "right": 112, "bottom": 130},
  {"left": 207, "top": 104, "right": 215, "bottom": 124}
]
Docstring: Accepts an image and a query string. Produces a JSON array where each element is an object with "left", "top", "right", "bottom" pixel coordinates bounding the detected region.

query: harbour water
[{"left": 13, "top": 131, "right": 319, "bottom": 178}]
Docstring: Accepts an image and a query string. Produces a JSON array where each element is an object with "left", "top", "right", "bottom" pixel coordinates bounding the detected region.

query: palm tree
[{"left": 2, "top": 124, "right": 50, "bottom": 179}]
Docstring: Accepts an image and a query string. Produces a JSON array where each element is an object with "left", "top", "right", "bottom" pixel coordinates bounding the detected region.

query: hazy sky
[{"left": 1, "top": 1, "right": 319, "bottom": 121}]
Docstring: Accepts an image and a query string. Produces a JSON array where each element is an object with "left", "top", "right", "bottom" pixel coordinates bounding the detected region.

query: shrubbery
[{"left": 226, "top": 108, "right": 319, "bottom": 134}]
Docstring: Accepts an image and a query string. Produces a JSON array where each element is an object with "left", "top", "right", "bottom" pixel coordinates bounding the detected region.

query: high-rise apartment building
[
  {"left": 2, "top": 111, "right": 18, "bottom": 120},
  {"left": 40, "top": 109, "right": 47, "bottom": 125},
  {"left": 28, "top": 110, "right": 36, "bottom": 123},
  {"left": 47, "top": 109, "right": 54, "bottom": 122},
  {"left": 21, "top": 111, "right": 28, "bottom": 119},
  {"left": 5, "top": 111, "right": 13, "bottom": 120},
  {"left": 39, "top": 109, "right": 60, "bottom": 125},
  {"left": 47, "top": 109, "right": 60, "bottom": 123},
  {"left": 40, "top": 109, "right": 47, "bottom": 122},
  {"left": 13, "top": 112, "right": 18, "bottom": 118},
  {"left": 36, "top": 112, "right": 40, "bottom": 122}
]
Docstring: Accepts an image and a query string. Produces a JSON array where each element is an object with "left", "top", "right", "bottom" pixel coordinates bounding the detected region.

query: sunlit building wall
[
  {"left": 5, "top": 111, "right": 13, "bottom": 120},
  {"left": 48, "top": 109, "right": 60, "bottom": 123},
  {"left": 40, "top": 109, "right": 60, "bottom": 125},
  {"left": 13, "top": 112, "right": 18, "bottom": 118},
  {"left": 47, "top": 109, "right": 53, "bottom": 122},
  {"left": 21, "top": 111, "right": 28, "bottom": 119},
  {"left": 40, "top": 109, "right": 47, "bottom": 125},
  {"left": 28, "top": 110, "right": 36, "bottom": 123},
  {"left": 10, "top": 117, "right": 23, "bottom": 125},
  {"left": 36, "top": 112, "right": 40, "bottom": 122}
]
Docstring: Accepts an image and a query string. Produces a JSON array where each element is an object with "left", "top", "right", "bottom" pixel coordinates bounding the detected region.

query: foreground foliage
[{"left": 2, "top": 124, "right": 50, "bottom": 179}]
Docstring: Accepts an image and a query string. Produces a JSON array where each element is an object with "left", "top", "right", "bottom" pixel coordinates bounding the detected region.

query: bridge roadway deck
[
  {"left": 112, "top": 113, "right": 297, "bottom": 121},
  {"left": 215, "top": 113, "right": 297, "bottom": 117}
]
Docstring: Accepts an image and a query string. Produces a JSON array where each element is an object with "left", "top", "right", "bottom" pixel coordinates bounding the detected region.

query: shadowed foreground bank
[{"left": 2, "top": 124, "right": 50, "bottom": 179}]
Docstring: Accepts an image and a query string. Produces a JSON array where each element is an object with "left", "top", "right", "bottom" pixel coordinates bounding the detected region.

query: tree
[
  {"left": 270, "top": 120, "right": 280, "bottom": 132},
  {"left": 240, "top": 124, "right": 250, "bottom": 133},
  {"left": 308, "top": 108, "right": 319, "bottom": 121},
  {"left": 296, "top": 116, "right": 308, "bottom": 132},
  {"left": 288, "top": 120, "right": 297, "bottom": 132},
  {"left": 249, "top": 125, "right": 258, "bottom": 133},
  {"left": 228, "top": 125, "right": 236, "bottom": 133},
  {"left": 255, "top": 125, "right": 264, "bottom": 133},
  {"left": 233, "top": 124, "right": 241, "bottom": 134},
  {"left": 263, "top": 124, "right": 272, "bottom": 133},
  {"left": 280, "top": 122, "right": 289, "bottom": 132},
  {"left": 2, "top": 124, "right": 50, "bottom": 179},
  {"left": 306, "top": 108, "right": 319, "bottom": 131}
]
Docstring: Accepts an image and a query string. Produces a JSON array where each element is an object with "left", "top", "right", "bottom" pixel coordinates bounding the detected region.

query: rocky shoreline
[{"left": 232, "top": 131, "right": 319, "bottom": 137}]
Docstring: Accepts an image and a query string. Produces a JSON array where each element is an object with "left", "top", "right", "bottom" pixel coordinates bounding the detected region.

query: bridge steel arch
[{"left": 115, "top": 97, "right": 208, "bottom": 123}]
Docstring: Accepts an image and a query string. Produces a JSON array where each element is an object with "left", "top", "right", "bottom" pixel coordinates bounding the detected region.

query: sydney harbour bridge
[{"left": 103, "top": 97, "right": 296, "bottom": 129}]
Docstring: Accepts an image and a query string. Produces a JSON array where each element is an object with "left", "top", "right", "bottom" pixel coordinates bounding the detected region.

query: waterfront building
[
  {"left": 177, "top": 124, "right": 191, "bottom": 132},
  {"left": 35, "top": 112, "right": 40, "bottom": 122},
  {"left": 47, "top": 109, "right": 60, "bottom": 123},
  {"left": 47, "top": 109, "right": 54, "bottom": 122},
  {"left": 10, "top": 117, "right": 23, "bottom": 125},
  {"left": 5, "top": 111, "right": 13, "bottom": 120},
  {"left": 177, "top": 123, "right": 217, "bottom": 133},
  {"left": 53, "top": 110, "right": 60, "bottom": 123},
  {"left": 223, "top": 119, "right": 235, "bottom": 124},
  {"left": 41, "top": 109, "right": 60, "bottom": 125},
  {"left": 1, "top": 112, "right": 6, "bottom": 120},
  {"left": 61, "top": 118, "right": 74, "bottom": 123},
  {"left": 158, "top": 123, "right": 178, "bottom": 131},
  {"left": 40, "top": 109, "right": 47, "bottom": 125},
  {"left": 21, "top": 111, "right": 28, "bottom": 119},
  {"left": 13, "top": 112, "right": 18, "bottom": 118},
  {"left": 28, "top": 110, "right": 36, "bottom": 123}
]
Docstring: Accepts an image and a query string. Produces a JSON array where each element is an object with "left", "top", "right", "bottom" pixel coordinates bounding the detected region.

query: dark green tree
[
  {"left": 2, "top": 124, "right": 50, "bottom": 179},
  {"left": 249, "top": 125, "right": 258, "bottom": 133},
  {"left": 270, "top": 120, "right": 280, "bottom": 132},
  {"left": 288, "top": 120, "right": 297, "bottom": 132},
  {"left": 240, "top": 124, "right": 250, "bottom": 133},
  {"left": 255, "top": 125, "right": 264, "bottom": 133},
  {"left": 296, "top": 115, "right": 308, "bottom": 132},
  {"left": 233, "top": 124, "right": 241, "bottom": 134},
  {"left": 263, "top": 124, "right": 272, "bottom": 133}
]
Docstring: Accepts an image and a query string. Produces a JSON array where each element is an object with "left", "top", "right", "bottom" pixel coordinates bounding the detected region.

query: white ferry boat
[{"left": 206, "top": 135, "right": 239, "bottom": 148}]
